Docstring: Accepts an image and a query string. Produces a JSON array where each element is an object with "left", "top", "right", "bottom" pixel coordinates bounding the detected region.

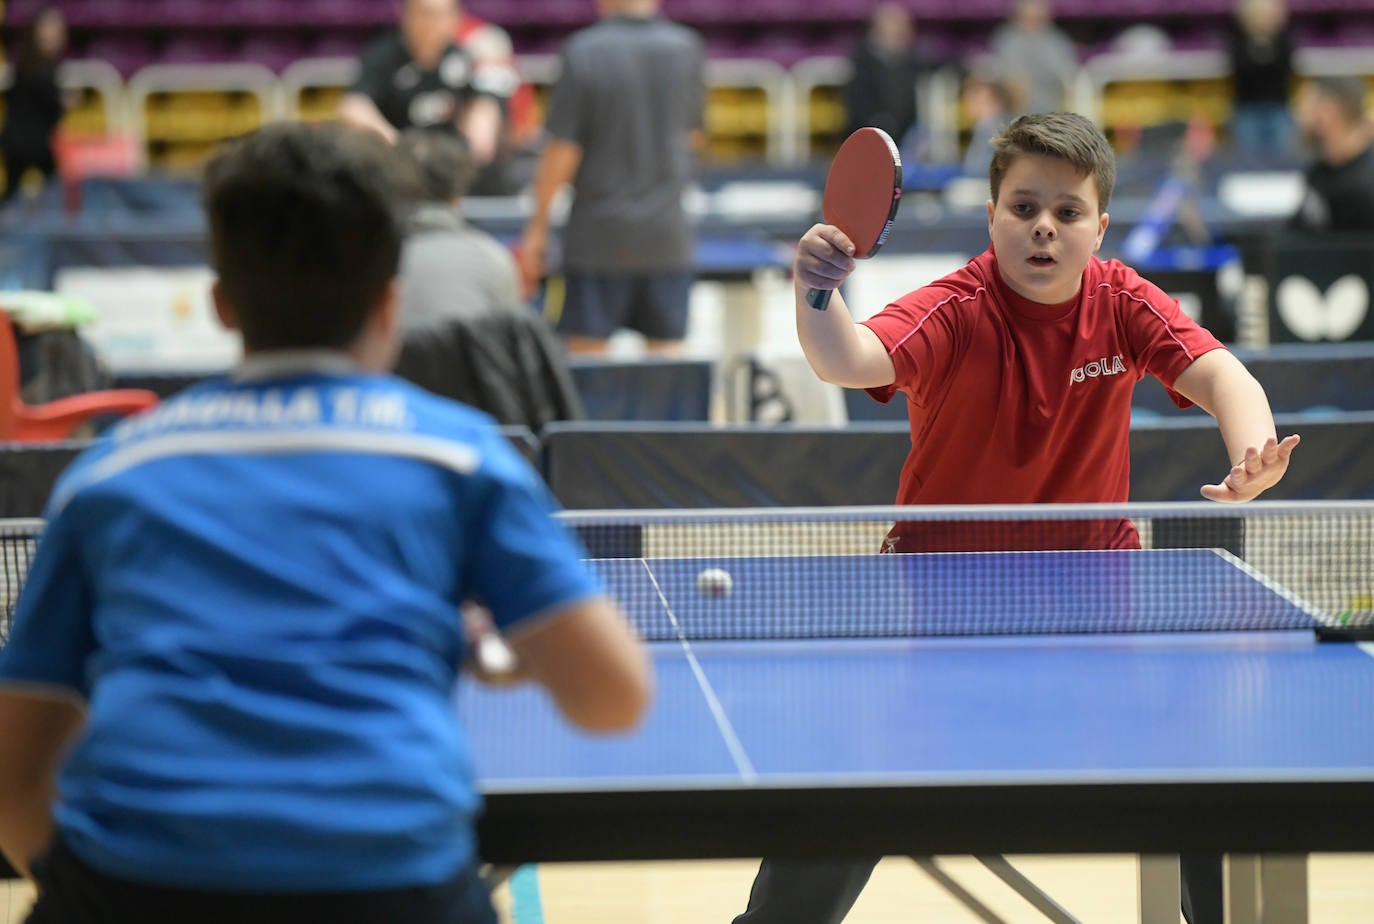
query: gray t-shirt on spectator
[
  {"left": 543, "top": 14, "right": 705, "bottom": 273},
  {"left": 989, "top": 24, "right": 1077, "bottom": 116},
  {"left": 401, "top": 204, "right": 524, "bottom": 329}
]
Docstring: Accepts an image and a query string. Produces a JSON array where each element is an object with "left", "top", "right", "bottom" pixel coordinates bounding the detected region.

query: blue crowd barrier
[
  {"left": 114, "top": 359, "right": 714, "bottom": 423},
  {"left": 567, "top": 359, "right": 712, "bottom": 422},
  {"left": 543, "top": 413, "right": 1374, "bottom": 508},
  {"left": 5, "top": 412, "right": 1371, "bottom": 518}
]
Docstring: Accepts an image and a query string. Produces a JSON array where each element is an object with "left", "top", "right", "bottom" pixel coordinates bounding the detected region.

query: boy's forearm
[
  {"left": 793, "top": 280, "right": 873, "bottom": 386},
  {"left": 1212, "top": 376, "right": 1279, "bottom": 466},
  {"left": 1178, "top": 351, "right": 1278, "bottom": 464},
  {"left": 0, "top": 787, "right": 56, "bottom": 879},
  {"left": 337, "top": 95, "right": 397, "bottom": 143},
  {"left": 526, "top": 137, "right": 582, "bottom": 232},
  {"left": 0, "top": 692, "right": 84, "bottom": 879}
]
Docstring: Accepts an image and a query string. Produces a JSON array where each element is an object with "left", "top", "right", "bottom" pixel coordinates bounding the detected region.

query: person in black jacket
[
  {"left": 1227, "top": 0, "right": 1295, "bottom": 156},
  {"left": 843, "top": 3, "right": 923, "bottom": 148},
  {"left": 1291, "top": 75, "right": 1374, "bottom": 232},
  {"left": 391, "top": 130, "right": 583, "bottom": 430},
  {"left": 1, "top": 6, "right": 67, "bottom": 204}
]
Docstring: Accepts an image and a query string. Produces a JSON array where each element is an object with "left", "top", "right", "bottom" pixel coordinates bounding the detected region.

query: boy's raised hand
[
  {"left": 1200, "top": 435, "right": 1301, "bottom": 503},
  {"left": 795, "top": 224, "right": 857, "bottom": 294}
]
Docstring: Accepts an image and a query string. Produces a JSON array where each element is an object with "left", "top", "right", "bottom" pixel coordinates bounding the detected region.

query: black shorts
[
  {"left": 559, "top": 270, "right": 693, "bottom": 341},
  {"left": 25, "top": 838, "right": 498, "bottom": 924}
]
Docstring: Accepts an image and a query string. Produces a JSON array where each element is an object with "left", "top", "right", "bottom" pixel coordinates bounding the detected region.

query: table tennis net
[
  {"left": 1, "top": 504, "right": 1370, "bottom": 643},
  {"left": 559, "top": 503, "right": 1374, "bottom": 641}
]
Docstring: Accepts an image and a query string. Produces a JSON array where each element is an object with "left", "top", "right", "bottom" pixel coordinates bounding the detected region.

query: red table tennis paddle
[{"left": 807, "top": 127, "right": 904, "bottom": 311}]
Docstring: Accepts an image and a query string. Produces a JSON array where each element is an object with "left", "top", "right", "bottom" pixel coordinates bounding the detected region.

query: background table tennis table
[{"left": 459, "top": 549, "right": 1374, "bottom": 923}]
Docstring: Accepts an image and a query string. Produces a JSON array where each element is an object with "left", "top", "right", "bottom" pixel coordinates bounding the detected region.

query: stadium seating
[{"left": 4, "top": 0, "right": 1371, "bottom": 169}]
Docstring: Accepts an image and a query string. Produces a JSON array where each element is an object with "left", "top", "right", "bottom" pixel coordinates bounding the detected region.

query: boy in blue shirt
[{"left": 0, "top": 122, "right": 651, "bottom": 923}]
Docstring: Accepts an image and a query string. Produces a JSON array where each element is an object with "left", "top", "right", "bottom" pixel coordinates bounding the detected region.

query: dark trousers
[
  {"left": 26, "top": 838, "right": 498, "bottom": 924},
  {"left": 734, "top": 855, "right": 1223, "bottom": 924},
  {"left": 732, "top": 857, "right": 880, "bottom": 924},
  {"left": 1, "top": 148, "right": 56, "bottom": 202}
]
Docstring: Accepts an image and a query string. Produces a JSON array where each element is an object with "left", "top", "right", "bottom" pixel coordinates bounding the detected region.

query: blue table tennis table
[{"left": 459, "top": 549, "right": 1374, "bottom": 923}]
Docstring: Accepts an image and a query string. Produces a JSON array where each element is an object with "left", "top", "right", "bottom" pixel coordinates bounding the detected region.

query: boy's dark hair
[
  {"left": 202, "top": 122, "right": 419, "bottom": 352},
  {"left": 989, "top": 112, "right": 1117, "bottom": 212},
  {"left": 396, "top": 130, "right": 474, "bottom": 204},
  {"left": 1309, "top": 76, "right": 1368, "bottom": 126}
]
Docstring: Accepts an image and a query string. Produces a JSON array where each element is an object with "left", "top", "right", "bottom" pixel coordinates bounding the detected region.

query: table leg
[
  {"left": 1227, "top": 855, "right": 1261, "bottom": 924},
  {"left": 1258, "top": 855, "right": 1308, "bottom": 924},
  {"left": 976, "top": 855, "right": 1083, "bottom": 924},
  {"left": 1138, "top": 854, "right": 1181, "bottom": 924}
]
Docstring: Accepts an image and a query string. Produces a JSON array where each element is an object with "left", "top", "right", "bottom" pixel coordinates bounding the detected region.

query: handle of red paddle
[{"left": 807, "top": 287, "right": 834, "bottom": 311}]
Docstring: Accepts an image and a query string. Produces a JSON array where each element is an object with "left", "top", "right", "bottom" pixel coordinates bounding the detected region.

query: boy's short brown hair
[
  {"left": 202, "top": 122, "right": 419, "bottom": 352},
  {"left": 989, "top": 112, "right": 1117, "bottom": 212}
]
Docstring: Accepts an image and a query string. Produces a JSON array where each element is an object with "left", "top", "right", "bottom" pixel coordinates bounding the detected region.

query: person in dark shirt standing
[
  {"left": 1, "top": 6, "right": 67, "bottom": 204},
  {"left": 1291, "top": 75, "right": 1374, "bottom": 233},
  {"left": 1227, "top": 0, "right": 1296, "bottom": 156},
  {"left": 843, "top": 4, "right": 923, "bottom": 150},
  {"left": 339, "top": 0, "right": 514, "bottom": 170},
  {"left": 517, "top": 0, "right": 705, "bottom": 355}
]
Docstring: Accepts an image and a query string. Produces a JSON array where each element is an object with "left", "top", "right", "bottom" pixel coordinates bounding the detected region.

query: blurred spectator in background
[
  {"left": 392, "top": 130, "right": 582, "bottom": 429},
  {"left": 518, "top": 0, "right": 705, "bottom": 356},
  {"left": 339, "top": 0, "right": 515, "bottom": 169},
  {"left": 1290, "top": 76, "right": 1374, "bottom": 233},
  {"left": 843, "top": 4, "right": 924, "bottom": 152},
  {"left": 1227, "top": 0, "right": 1296, "bottom": 156},
  {"left": 1, "top": 6, "right": 67, "bottom": 205},
  {"left": 453, "top": 7, "right": 540, "bottom": 194},
  {"left": 961, "top": 66, "right": 1013, "bottom": 177},
  {"left": 989, "top": 0, "right": 1076, "bottom": 116}
]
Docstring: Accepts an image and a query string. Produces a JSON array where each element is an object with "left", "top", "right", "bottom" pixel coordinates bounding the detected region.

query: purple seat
[
  {"left": 156, "top": 35, "right": 234, "bottom": 66},
  {"left": 234, "top": 0, "right": 312, "bottom": 27},
  {"left": 305, "top": 0, "right": 394, "bottom": 27},
  {"left": 240, "top": 35, "right": 311, "bottom": 73},
  {"left": 50, "top": 0, "right": 148, "bottom": 28},
  {"left": 720, "top": 36, "right": 814, "bottom": 66},
  {"left": 465, "top": 0, "right": 530, "bottom": 24},
  {"left": 308, "top": 33, "right": 370, "bottom": 61},
  {"left": 141, "top": 0, "right": 225, "bottom": 26},
  {"left": 3, "top": 0, "right": 46, "bottom": 25},
  {"left": 526, "top": 0, "right": 596, "bottom": 26},
  {"left": 79, "top": 34, "right": 157, "bottom": 77}
]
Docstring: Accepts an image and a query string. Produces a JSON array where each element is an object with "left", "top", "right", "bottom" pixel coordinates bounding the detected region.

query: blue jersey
[{"left": 0, "top": 353, "right": 600, "bottom": 891}]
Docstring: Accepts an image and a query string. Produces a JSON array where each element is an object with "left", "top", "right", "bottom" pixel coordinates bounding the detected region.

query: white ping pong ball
[{"left": 696, "top": 567, "right": 733, "bottom": 598}]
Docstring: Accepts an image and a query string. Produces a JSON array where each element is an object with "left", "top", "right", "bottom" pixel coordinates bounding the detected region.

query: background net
[
  {"left": 0, "top": 521, "right": 41, "bottom": 646},
  {"left": 560, "top": 502, "right": 1374, "bottom": 641},
  {"left": 1, "top": 503, "right": 1369, "bottom": 643}
]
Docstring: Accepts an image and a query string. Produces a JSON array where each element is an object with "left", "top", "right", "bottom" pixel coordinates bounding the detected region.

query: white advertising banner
[{"left": 54, "top": 266, "right": 241, "bottom": 372}]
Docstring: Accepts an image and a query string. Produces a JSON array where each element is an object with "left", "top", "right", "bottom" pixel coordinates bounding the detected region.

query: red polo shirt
[{"left": 861, "top": 247, "right": 1224, "bottom": 551}]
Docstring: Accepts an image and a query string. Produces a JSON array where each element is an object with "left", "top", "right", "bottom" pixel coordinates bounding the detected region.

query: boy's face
[{"left": 987, "top": 152, "right": 1109, "bottom": 304}]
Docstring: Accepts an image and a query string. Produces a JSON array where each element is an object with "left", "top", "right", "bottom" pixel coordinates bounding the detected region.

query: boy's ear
[
  {"left": 210, "top": 280, "right": 239, "bottom": 331},
  {"left": 1094, "top": 211, "right": 1110, "bottom": 251},
  {"left": 374, "top": 278, "right": 401, "bottom": 335}
]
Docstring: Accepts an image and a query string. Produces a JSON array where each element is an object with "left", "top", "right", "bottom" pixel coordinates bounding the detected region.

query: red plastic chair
[{"left": 0, "top": 311, "right": 159, "bottom": 441}]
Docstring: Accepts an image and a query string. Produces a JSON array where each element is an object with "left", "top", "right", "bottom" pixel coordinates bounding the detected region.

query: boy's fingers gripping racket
[{"left": 807, "top": 127, "right": 903, "bottom": 311}]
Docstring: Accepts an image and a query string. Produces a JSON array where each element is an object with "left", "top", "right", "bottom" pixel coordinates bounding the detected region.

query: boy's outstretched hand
[
  {"left": 1200, "top": 435, "right": 1301, "bottom": 503},
  {"left": 795, "top": 224, "right": 857, "bottom": 293}
]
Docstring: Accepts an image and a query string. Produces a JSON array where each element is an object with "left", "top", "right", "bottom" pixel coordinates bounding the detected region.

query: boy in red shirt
[{"left": 732, "top": 112, "right": 1300, "bottom": 924}]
